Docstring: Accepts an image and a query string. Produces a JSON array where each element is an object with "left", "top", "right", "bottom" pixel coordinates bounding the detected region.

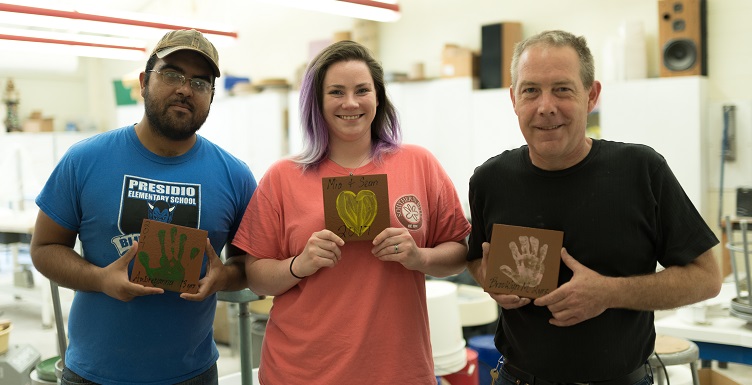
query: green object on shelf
[{"left": 113, "top": 80, "right": 138, "bottom": 106}]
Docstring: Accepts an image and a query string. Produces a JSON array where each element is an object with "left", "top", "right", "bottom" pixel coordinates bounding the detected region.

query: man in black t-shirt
[{"left": 466, "top": 30, "right": 722, "bottom": 385}]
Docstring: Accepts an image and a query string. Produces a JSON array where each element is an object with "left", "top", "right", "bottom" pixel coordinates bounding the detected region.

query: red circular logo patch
[{"left": 395, "top": 195, "right": 423, "bottom": 230}]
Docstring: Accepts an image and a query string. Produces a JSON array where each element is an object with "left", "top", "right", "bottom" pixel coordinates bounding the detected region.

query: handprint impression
[
  {"left": 138, "top": 226, "right": 201, "bottom": 286},
  {"left": 500, "top": 235, "right": 547, "bottom": 287}
]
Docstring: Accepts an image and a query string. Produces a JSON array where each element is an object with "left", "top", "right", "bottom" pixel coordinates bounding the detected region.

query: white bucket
[
  {"left": 426, "top": 280, "right": 467, "bottom": 376},
  {"left": 433, "top": 346, "right": 467, "bottom": 375},
  {"left": 29, "top": 370, "right": 57, "bottom": 385}
]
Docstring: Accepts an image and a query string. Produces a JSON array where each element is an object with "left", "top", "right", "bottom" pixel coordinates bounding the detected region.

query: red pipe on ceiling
[
  {"left": 337, "top": 0, "right": 399, "bottom": 12},
  {"left": 0, "top": 3, "right": 238, "bottom": 38},
  {"left": 0, "top": 33, "right": 146, "bottom": 51}
]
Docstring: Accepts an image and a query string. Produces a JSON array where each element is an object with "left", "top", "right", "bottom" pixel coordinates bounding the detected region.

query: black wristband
[{"left": 289, "top": 255, "right": 305, "bottom": 279}]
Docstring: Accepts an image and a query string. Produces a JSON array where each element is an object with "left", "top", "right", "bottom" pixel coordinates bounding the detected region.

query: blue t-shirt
[{"left": 36, "top": 126, "right": 256, "bottom": 385}]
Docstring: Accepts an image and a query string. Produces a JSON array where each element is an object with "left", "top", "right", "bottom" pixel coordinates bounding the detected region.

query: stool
[
  {"left": 249, "top": 296, "right": 272, "bottom": 369},
  {"left": 218, "top": 289, "right": 261, "bottom": 385},
  {"left": 648, "top": 335, "right": 700, "bottom": 385}
]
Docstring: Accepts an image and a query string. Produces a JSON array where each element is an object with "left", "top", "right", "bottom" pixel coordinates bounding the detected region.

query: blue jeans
[
  {"left": 490, "top": 360, "right": 653, "bottom": 385},
  {"left": 61, "top": 363, "right": 218, "bottom": 385}
]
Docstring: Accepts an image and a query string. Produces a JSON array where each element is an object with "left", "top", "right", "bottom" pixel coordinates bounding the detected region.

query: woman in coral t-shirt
[{"left": 233, "top": 40, "right": 471, "bottom": 385}]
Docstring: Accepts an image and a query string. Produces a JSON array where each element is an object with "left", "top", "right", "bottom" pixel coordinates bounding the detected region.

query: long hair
[
  {"left": 510, "top": 30, "right": 595, "bottom": 89},
  {"left": 294, "top": 40, "right": 401, "bottom": 171}
]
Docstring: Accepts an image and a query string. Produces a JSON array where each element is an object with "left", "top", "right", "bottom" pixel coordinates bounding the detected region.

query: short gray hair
[{"left": 510, "top": 30, "right": 595, "bottom": 89}]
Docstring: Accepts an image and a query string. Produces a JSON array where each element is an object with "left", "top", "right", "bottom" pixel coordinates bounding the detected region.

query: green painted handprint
[{"left": 137, "top": 226, "right": 201, "bottom": 285}]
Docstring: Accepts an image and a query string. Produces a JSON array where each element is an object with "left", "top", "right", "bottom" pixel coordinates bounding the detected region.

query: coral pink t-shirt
[{"left": 233, "top": 144, "right": 471, "bottom": 385}]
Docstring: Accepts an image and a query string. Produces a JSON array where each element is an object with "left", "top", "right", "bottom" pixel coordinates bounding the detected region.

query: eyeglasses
[{"left": 147, "top": 70, "right": 214, "bottom": 94}]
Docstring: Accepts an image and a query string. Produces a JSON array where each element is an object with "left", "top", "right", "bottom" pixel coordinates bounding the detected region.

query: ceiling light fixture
[
  {"left": 0, "top": 2, "right": 238, "bottom": 61},
  {"left": 255, "top": 0, "right": 401, "bottom": 23},
  {"left": 0, "top": 26, "right": 145, "bottom": 60},
  {"left": 0, "top": 3, "right": 238, "bottom": 39}
]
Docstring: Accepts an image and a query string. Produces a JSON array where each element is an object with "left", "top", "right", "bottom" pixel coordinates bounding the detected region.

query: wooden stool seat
[{"left": 648, "top": 335, "right": 700, "bottom": 385}]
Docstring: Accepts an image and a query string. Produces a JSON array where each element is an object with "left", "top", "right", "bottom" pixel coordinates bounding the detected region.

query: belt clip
[{"left": 495, "top": 355, "right": 505, "bottom": 373}]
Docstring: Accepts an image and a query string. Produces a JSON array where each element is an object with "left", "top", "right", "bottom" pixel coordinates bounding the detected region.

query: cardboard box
[
  {"left": 23, "top": 118, "right": 53, "bottom": 132},
  {"left": 352, "top": 19, "right": 379, "bottom": 58},
  {"left": 214, "top": 301, "right": 230, "bottom": 345},
  {"left": 441, "top": 44, "right": 479, "bottom": 78},
  {"left": 0, "top": 320, "right": 10, "bottom": 355},
  {"left": 698, "top": 368, "right": 742, "bottom": 385},
  {"left": 332, "top": 30, "right": 351, "bottom": 42}
]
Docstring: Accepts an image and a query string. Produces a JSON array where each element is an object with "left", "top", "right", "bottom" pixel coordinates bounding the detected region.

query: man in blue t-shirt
[{"left": 30, "top": 29, "right": 257, "bottom": 385}]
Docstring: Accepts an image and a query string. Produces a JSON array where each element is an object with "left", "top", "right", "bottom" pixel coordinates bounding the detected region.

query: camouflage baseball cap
[{"left": 151, "top": 29, "right": 220, "bottom": 78}]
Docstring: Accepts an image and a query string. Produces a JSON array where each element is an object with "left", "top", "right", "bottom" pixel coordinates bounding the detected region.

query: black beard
[{"left": 143, "top": 88, "right": 209, "bottom": 141}]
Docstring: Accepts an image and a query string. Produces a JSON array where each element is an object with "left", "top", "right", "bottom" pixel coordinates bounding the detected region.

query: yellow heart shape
[{"left": 335, "top": 190, "right": 378, "bottom": 236}]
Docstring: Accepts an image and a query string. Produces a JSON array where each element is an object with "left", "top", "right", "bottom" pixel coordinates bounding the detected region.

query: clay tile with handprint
[
  {"left": 130, "top": 219, "right": 208, "bottom": 294},
  {"left": 484, "top": 224, "right": 563, "bottom": 299}
]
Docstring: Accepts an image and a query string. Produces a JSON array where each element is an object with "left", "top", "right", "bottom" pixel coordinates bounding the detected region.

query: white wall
[
  {"left": 600, "top": 77, "right": 709, "bottom": 213},
  {"left": 0, "top": 132, "right": 91, "bottom": 210},
  {"left": 115, "top": 91, "right": 288, "bottom": 180},
  {"left": 2, "top": 0, "right": 751, "bottom": 220},
  {"left": 0, "top": 60, "right": 89, "bottom": 133},
  {"left": 381, "top": 0, "right": 658, "bottom": 80}
]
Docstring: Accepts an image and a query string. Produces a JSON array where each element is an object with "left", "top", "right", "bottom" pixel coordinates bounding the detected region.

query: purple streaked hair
[{"left": 294, "top": 40, "right": 401, "bottom": 171}]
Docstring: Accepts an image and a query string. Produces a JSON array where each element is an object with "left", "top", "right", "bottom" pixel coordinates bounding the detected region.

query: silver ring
[{"left": 394, "top": 244, "right": 399, "bottom": 253}]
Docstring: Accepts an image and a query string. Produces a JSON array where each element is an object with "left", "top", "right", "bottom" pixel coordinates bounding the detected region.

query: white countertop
[
  {"left": 0, "top": 208, "right": 37, "bottom": 234},
  {"left": 655, "top": 312, "right": 752, "bottom": 348},
  {"left": 655, "top": 281, "right": 752, "bottom": 348}
]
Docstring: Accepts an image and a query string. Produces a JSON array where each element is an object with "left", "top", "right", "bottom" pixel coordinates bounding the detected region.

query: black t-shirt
[{"left": 467, "top": 139, "right": 718, "bottom": 381}]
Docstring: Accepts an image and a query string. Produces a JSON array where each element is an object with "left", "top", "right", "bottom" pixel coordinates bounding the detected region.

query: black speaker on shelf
[
  {"left": 737, "top": 187, "right": 752, "bottom": 217},
  {"left": 480, "top": 22, "right": 522, "bottom": 89},
  {"left": 658, "top": 0, "right": 707, "bottom": 77}
]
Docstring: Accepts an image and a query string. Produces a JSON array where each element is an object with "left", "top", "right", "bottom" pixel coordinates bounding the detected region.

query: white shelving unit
[
  {"left": 391, "top": 77, "right": 707, "bottom": 215},
  {"left": 0, "top": 208, "right": 52, "bottom": 327},
  {"left": 0, "top": 132, "right": 91, "bottom": 328},
  {"left": 600, "top": 76, "right": 709, "bottom": 214},
  {"left": 117, "top": 90, "right": 290, "bottom": 181},
  {"left": 1, "top": 77, "right": 711, "bottom": 328},
  {"left": 33, "top": 78, "right": 714, "bottom": 218}
]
